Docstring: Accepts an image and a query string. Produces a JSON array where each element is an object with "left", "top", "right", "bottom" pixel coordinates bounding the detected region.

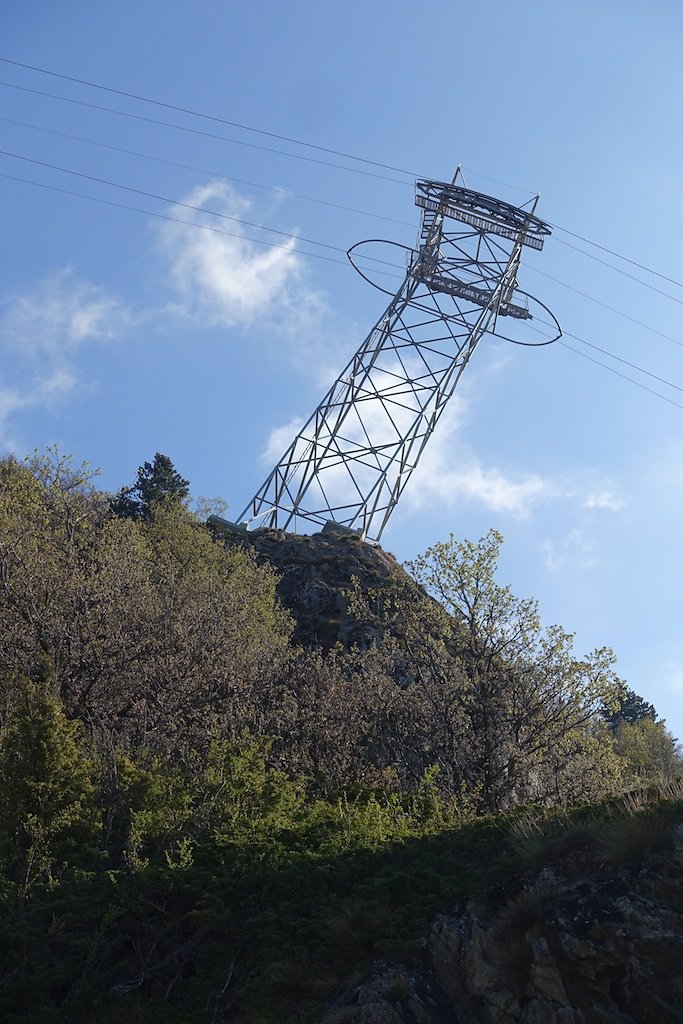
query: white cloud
[
  {"left": 261, "top": 416, "right": 305, "bottom": 465},
  {"left": 256, "top": 374, "right": 561, "bottom": 526},
  {"left": 409, "top": 398, "right": 559, "bottom": 518},
  {"left": 2, "top": 268, "right": 130, "bottom": 357},
  {"left": 583, "top": 490, "right": 624, "bottom": 512},
  {"left": 158, "top": 181, "right": 327, "bottom": 335},
  {"left": 0, "top": 271, "right": 130, "bottom": 451},
  {"left": 427, "top": 462, "right": 551, "bottom": 516},
  {"left": 0, "top": 369, "right": 79, "bottom": 453},
  {"left": 0, "top": 385, "right": 28, "bottom": 451},
  {"left": 542, "top": 528, "right": 600, "bottom": 573}
]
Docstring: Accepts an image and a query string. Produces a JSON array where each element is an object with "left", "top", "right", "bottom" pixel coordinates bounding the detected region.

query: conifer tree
[
  {"left": 111, "top": 452, "right": 190, "bottom": 520},
  {"left": 0, "top": 673, "right": 100, "bottom": 884}
]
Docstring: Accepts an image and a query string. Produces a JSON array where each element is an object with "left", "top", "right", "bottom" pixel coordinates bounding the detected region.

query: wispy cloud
[
  {"left": 261, "top": 416, "right": 305, "bottom": 466},
  {"left": 158, "top": 181, "right": 327, "bottom": 337},
  {"left": 257, "top": 374, "right": 562, "bottom": 524},
  {"left": 0, "top": 270, "right": 130, "bottom": 452},
  {"left": 583, "top": 489, "right": 624, "bottom": 512},
  {"left": 409, "top": 398, "right": 559, "bottom": 518},
  {"left": 2, "top": 268, "right": 131, "bottom": 357},
  {"left": 542, "top": 528, "right": 600, "bottom": 573}
]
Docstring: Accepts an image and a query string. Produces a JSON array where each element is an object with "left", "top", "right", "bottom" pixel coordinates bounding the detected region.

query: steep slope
[{"left": 320, "top": 815, "right": 683, "bottom": 1024}]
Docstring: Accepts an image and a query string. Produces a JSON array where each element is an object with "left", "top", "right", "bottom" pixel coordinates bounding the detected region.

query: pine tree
[
  {"left": 0, "top": 674, "right": 100, "bottom": 884},
  {"left": 111, "top": 452, "right": 190, "bottom": 521}
]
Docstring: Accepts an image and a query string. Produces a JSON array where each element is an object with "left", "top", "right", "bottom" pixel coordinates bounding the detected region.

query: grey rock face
[
  {"left": 320, "top": 827, "right": 683, "bottom": 1024},
  {"left": 217, "top": 525, "right": 415, "bottom": 647}
]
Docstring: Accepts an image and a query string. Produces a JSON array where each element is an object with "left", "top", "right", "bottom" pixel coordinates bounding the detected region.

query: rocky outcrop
[
  {"left": 212, "top": 521, "right": 419, "bottom": 647},
  {"left": 320, "top": 823, "right": 683, "bottom": 1024}
]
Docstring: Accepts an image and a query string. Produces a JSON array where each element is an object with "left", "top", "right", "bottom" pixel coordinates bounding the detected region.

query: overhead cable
[
  {"left": 0, "top": 147, "right": 403, "bottom": 269},
  {"left": 551, "top": 235, "right": 683, "bottom": 305},
  {"left": 0, "top": 115, "right": 415, "bottom": 229},
  {"left": 0, "top": 80, "right": 412, "bottom": 185},
  {"left": 528, "top": 265, "right": 683, "bottom": 348},
  {"left": 0, "top": 55, "right": 419, "bottom": 177},
  {"left": 551, "top": 224, "right": 683, "bottom": 291},
  {"left": 558, "top": 342, "right": 683, "bottom": 411},
  {"left": 0, "top": 170, "right": 403, "bottom": 278},
  {"left": 3, "top": 55, "right": 679, "bottom": 291}
]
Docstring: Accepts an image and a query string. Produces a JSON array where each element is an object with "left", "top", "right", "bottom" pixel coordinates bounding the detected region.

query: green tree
[
  {"left": 612, "top": 716, "right": 682, "bottom": 787},
  {"left": 111, "top": 452, "right": 190, "bottom": 521},
  {"left": 0, "top": 673, "right": 100, "bottom": 885},
  {"left": 407, "top": 531, "right": 622, "bottom": 809},
  {"left": 602, "top": 684, "right": 656, "bottom": 727},
  {"left": 0, "top": 451, "right": 292, "bottom": 753}
]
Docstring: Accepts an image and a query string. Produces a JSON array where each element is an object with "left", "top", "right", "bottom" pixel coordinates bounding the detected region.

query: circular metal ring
[
  {"left": 347, "top": 239, "right": 413, "bottom": 297},
  {"left": 490, "top": 291, "right": 562, "bottom": 346},
  {"left": 348, "top": 240, "right": 562, "bottom": 346}
]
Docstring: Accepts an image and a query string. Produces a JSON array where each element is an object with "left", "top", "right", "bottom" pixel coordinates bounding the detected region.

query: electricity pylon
[{"left": 238, "top": 169, "right": 559, "bottom": 543}]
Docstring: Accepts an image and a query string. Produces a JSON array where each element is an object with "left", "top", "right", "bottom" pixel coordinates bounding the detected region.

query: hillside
[
  {"left": 319, "top": 797, "right": 683, "bottom": 1024},
  {"left": 0, "top": 453, "right": 682, "bottom": 1023}
]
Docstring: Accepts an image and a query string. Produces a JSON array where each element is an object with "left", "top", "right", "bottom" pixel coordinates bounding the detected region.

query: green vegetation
[{"left": 0, "top": 450, "right": 680, "bottom": 1022}]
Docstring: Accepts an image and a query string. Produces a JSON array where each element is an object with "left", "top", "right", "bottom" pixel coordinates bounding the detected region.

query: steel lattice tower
[{"left": 238, "top": 169, "right": 559, "bottom": 543}]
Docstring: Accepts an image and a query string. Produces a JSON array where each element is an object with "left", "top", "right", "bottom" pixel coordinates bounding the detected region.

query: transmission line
[
  {"left": 4, "top": 158, "right": 683, "bottom": 414},
  {"left": 532, "top": 318, "right": 683, "bottom": 395},
  {"left": 0, "top": 148, "right": 403, "bottom": 269},
  {"left": 0, "top": 81, "right": 412, "bottom": 185},
  {"left": 551, "top": 224, "right": 683, "bottom": 291},
  {"left": 528, "top": 265, "right": 683, "bottom": 349},
  {"left": 0, "top": 115, "right": 415, "bottom": 229},
  {"left": 3, "top": 55, "right": 680, "bottom": 292},
  {"left": 550, "top": 235, "right": 683, "bottom": 306},
  {"left": 0, "top": 170, "right": 407, "bottom": 279},
  {"left": 0, "top": 55, "right": 419, "bottom": 177},
  {"left": 7, "top": 96, "right": 680, "bottom": 315},
  {"left": 558, "top": 342, "right": 683, "bottom": 411}
]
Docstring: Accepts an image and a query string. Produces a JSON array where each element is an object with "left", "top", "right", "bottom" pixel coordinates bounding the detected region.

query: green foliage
[
  {"left": 111, "top": 452, "right": 190, "bottom": 521},
  {"left": 406, "top": 530, "right": 623, "bottom": 809},
  {"left": 0, "top": 451, "right": 674, "bottom": 1021},
  {"left": 0, "top": 675, "right": 100, "bottom": 885},
  {"left": 0, "top": 452, "right": 292, "bottom": 752},
  {"left": 602, "top": 683, "right": 657, "bottom": 727},
  {"left": 611, "top": 716, "right": 682, "bottom": 788},
  {"left": 0, "top": 709, "right": 680, "bottom": 1022}
]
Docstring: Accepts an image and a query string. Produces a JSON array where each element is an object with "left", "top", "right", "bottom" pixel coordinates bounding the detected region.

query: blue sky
[{"left": 3, "top": 1, "right": 683, "bottom": 739}]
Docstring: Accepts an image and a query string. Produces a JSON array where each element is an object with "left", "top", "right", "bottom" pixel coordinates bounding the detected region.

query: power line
[
  {"left": 7, "top": 145, "right": 683, "bottom": 392},
  {"left": 4, "top": 168, "right": 682, "bottom": 416},
  {"left": 0, "top": 170, "right": 356, "bottom": 270},
  {"left": 552, "top": 223, "right": 683, "bottom": 291},
  {"left": 6, "top": 120, "right": 683, "bottom": 353},
  {"left": 0, "top": 55, "right": 421, "bottom": 178},
  {"left": 528, "top": 265, "right": 683, "bottom": 349},
  {"left": 551, "top": 235, "right": 683, "bottom": 306},
  {"left": 566, "top": 331, "right": 683, "bottom": 392},
  {"left": 0, "top": 147, "right": 404, "bottom": 270},
  {"left": 3, "top": 55, "right": 680, "bottom": 293},
  {"left": 8, "top": 116, "right": 683, "bottom": 358},
  {"left": 7, "top": 144, "right": 683, "bottom": 383},
  {"left": 534, "top": 320, "right": 683, "bottom": 394},
  {"left": 0, "top": 80, "right": 413, "bottom": 186},
  {"left": 0, "top": 114, "right": 415, "bottom": 230},
  {"left": 557, "top": 341, "right": 683, "bottom": 411},
  {"left": 9, "top": 101, "right": 680, "bottom": 319}
]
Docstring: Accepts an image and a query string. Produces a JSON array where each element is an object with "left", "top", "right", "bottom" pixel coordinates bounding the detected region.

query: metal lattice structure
[{"left": 239, "top": 169, "right": 559, "bottom": 543}]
